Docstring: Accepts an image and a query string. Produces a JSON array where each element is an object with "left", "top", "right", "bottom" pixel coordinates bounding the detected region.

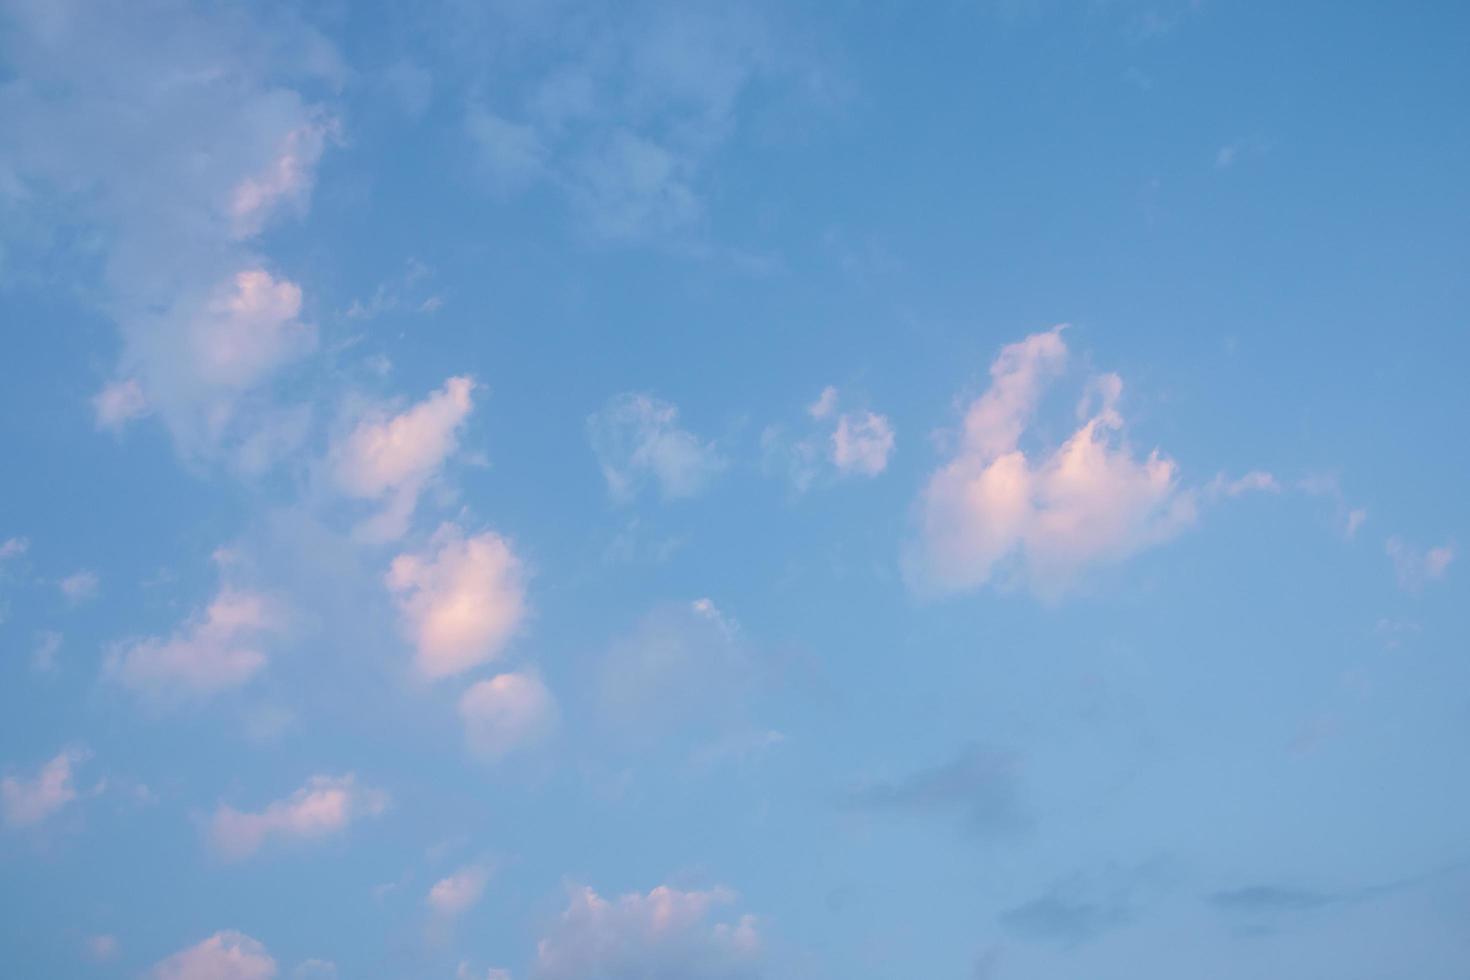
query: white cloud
[
  {"left": 765, "top": 387, "right": 894, "bottom": 490},
  {"left": 1386, "top": 537, "right": 1454, "bottom": 591},
  {"left": 106, "top": 586, "right": 282, "bottom": 705},
  {"left": 533, "top": 883, "right": 761, "bottom": 980},
  {"left": 460, "top": 672, "right": 557, "bottom": 760},
  {"left": 427, "top": 863, "right": 491, "bottom": 918},
  {"left": 386, "top": 524, "right": 527, "bottom": 679},
  {"left": 831, "top": 410, "right": 895, "bottom": 477},
  {"left": 588, "top": 393, "right": 726, "bottom": 502},
  {"left": 93, "top": 378, "right": 149, "bottom": 430},
  {"left": 150, "top": 931, "right": 277, "bottom": 980},
  {"left": 59, "top": 569, "right": 99, "bottom": 603},
  {"left": 1, "top": 747, "right": 87, "bottom": 828},
  {"left": 31, "top": 629, "right": 62, "bottom": 673},
  {"left": 910, "top": 326, "right": 1196, "bottom": 596},
  {"left": 208, "top": 774, "right": 388, "bottom": 862},
  {"left": 333, "top": 376, "right": 476, "bottom": 541}
]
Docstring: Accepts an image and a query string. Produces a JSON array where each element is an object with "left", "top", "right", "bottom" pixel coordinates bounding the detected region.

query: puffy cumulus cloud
[
  {"left": 93, "top": 377, "right": 149, "bottom": 430},
  {"left": 1, "top": 747, "right": 87, "bottom": 828},
  {"left": 1386, "top": 537, "right": 1454, "bottom": 591},
  {"left": 106, "top": 586, "right": 283, "bottom": 706},
  {"left": 588, "top": 393, "right": 726, "bottom": 502},
  {"left": 208, "top": 774, "right": 388, "bottom": 862},
  {"left": 59, "top": 568, "right": 99, "bottom": 603},
  {"left": 387, "top": 524, "right": 528, "bottom": 679},
  {"left": 427, "top": 863, "right": 492, "bottom": 918},
  {"left": 460, "top": 672, "right": 557, "bottom": 760},
  {"left": 599, "top": 599, "right": 751, "bottom": 737},
  {"left": 909, "top": 326, "right": 1196, "bottom": 596},
  {"left": 533, "top": 883, "right": 761, "bottom": 980},
  {"left": 150, "top": 930, "right": 277, "bottom": 980},
  {"left": 0, "top": 0, "right": 339, "bottom": 464},
  {"left": 763, "top": 386, "right": 894, "bottom": 491},
  {"left": 332, "top": 377, "right": 476, "bottom": 541}
]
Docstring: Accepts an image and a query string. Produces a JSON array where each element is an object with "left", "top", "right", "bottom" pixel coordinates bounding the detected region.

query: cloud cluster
[
  {"left": 588, "top": 393, "right": 726, "bottom": 502},
  {"left": 208, "top": 774, "right": 388, "bottom": 861},
  {"left": 533, "top": 883, "right": 761, "bottom": 980},
  {"left": 1, "top": 748, "right": 87, "bottom": 829},
  {"left": 764, "top": 385, "right": 895, "bottom": 490},
  {"left": 1386, "top": 536, "right": 1454, "bottom": 591},
  {"left": 106, "top": 586, "right": 282, "bottom": 705},
  {"left": 387, "top": 524, "right": 528, "bottom": 679},
  {"left": 910, "top": 326, "right": 1196, "bottom": 595},
  {"left": 150, "top": 930, "right": 277, "bottom": 980},
  {"left": 333, "top": 376, "right": 477, "bottom": 541}
]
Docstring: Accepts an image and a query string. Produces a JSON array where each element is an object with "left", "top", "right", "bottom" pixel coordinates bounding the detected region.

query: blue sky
[{"left": 2, "top": 1, "right": 1468, "bottom": 977}]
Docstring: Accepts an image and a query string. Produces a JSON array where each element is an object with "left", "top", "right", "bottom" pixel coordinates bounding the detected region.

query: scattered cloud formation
[
  {"left": 59, "top": 569, "right": 99, "bottom": 603},
  {"left": 1385, "top": 536, "right": 1454, "bottom": 591},
  {"left": 460, "top": 672, "right": 557, "bottom": 760},
  {"left": 332, "top": 376, "right": 476, "bottom": 541},
  {"left": 208, "top": 774, "right": 388, "bottom": 861},
  {"left": 533, "top": 883, "right": 761, "bottom": 980},
  {"left": 229, "top": 120, "right": 333, "bottom": 239},
  {"left": 150, "top": 930, "right": 277, "bottom": 980},
  {"left": 589, "top": 393, "right": 726, "bottom": 502},
  {"left": 1, "top": 747, "right": 87, "bottom": 828},
  {"left": 846, "top": 745, "right": 1028, "bottom": 838},
  {"left": 427, "top": 863, "right": 491, "bottom": 918},
  {"left": 93, "top": 378, "right": 150, "bottom": 430},
  {"left": 910, "top": 326, "right": 1196, "bottom": 595},
  {"left": 106, "top": 585, "right": 283, "bottom": 706},
  {"left": 386, "top": 524, "right": 528, "bottom": 679},
  {"left": 765, "top": 386, "right": 895, "bottom": 490}
]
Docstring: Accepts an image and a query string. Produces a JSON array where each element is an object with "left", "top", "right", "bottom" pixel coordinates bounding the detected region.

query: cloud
[
  {"left": 999, "top": 862, "right": 1168, "bottom": 947},
  {"left": 1, "top": 747, "right": 87, "bottom": 828},
  {"left": 149, "top": 930, "right": 277, "bottom": 980},
  {"left": 0, "top": 0, "right": 339, "bottom": 464},
  {"left": 1210, "top": 885, "right": 1334, "bottom": 914},
  {"left": 386, "top": 523, "right": 528, "bottom": 679},
  {"left": 846, "top": 745, "right": 1028, "bottom": 838},
  {"left": 59, "top": 569, "right": 99, "bottom": 603},
  {"left": 533, "top": 883, "right": 761, "bottom": 980},
  {"left": 909, "top": 326, "right": 1196, "bottom": 596},
  {"left": 84, "top": 934, "right": 119, "bottom": 963},
  {"left": 598, "top": 599, "right": 752, "bottom": 736},
  {"left": 106, "top": 585, "right": 283, "bottom": 706},
  {"left": 291, "top": 960, "right": 337, "bottom": 979},
  {"left": 332, "top": 376, "right": 476, "bottom": 541},
  {"left": 1209, "top": 470, "right": 1279, "bottom": 497},
  {"left": 588, "top": 393, "right": 725, "bottom": 502},
  {"left": 93, "top": 378, "right": 149, "bottom": 430},
  {"left": 208, "top": 773, "right": 388, "bottom": 861},
  {"left": 0, "top": 536, "right": 28, "bottom": 560},
  {"left": 460, "top": 672, "right": 557, "bottom": 760},
  {"left": 1386, "top": 537, "right": 1454, "bottom": 591},
  {"left": 31, "top": 629, "right": 62, "bottom": 673},
  {"left": 764, "top": 387, "right": 894, "bottom": 491},
  {"left": 427, "top": 863, "right": 491, "bottom": 918}
]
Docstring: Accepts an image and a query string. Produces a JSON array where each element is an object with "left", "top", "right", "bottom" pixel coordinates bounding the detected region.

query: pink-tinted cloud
[
  {"left": 1, "top": 747, "right": 87, "bottom": 828},
  {"left": 427, "top": 863, "right": 492, "bottom": 918},
  {"left": 911, "top": 326, "right": 1196, "bottom": 595},
  {"left": 93, "top": 378, "right": 149, "bottom": 430},
  {"left": 150, "top": 931, "right": 277, "bottom": 980},
  {"left": 831, "top": 410, "right": 895, "bottom": 477},
  {"left": 533, "top": 883, "right": 761, "bottom": 980},
  {"left": 459, "top": 672, "right": 557, "bottom": 760},
  {"left": 230, "top": 121, "right": 333, "bottom": 238},
  {"left": 106, "top": 586, "right": 282, "bottom": 705},
  {"left": 386, "top": 524, "right": 527, "bottom": 679},
  {"left": 208, "top": 774, "right": 388, "bottom": 861},
  {"left": 1386, "top": 536, "right": 1455, "bottom": 591},
  {"left": 333, "top": 377, "right": 476, "bottom": 541}
]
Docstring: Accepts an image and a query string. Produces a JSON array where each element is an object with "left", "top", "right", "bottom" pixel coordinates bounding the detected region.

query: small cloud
[
  {"left": 766, "top": 386, "right": 895, "bottom": 491},
  {"left": 846, "top": 744, "right": 1029, "bottom": 838},
  {"left": 831, "top": 410, "right": 895, "bottom": 477},
  {"left": 31, "top": 629, "right": 62, "bottom": 673},
  {"left": 427, "top": 862, "right": 491, "bottom": 918},
  {"left": 588, "top": 393, "right": 726, "bottom": 503},
  {"left": 386, "top": 523, "right": 527, "bottom": 680},
  {"left": 1208, "top": 470, "right": 1279, "bottom": 498},
  {"left": 93, "top": 378, "right": 149, "bottom": 430},
  {"left": 808, "top": 385, "right": 838, "bottom": 420},
  {"left": 292, "top": 958, "right": 338, "bottom": 978},
  {"left": 149, "top": 930, "right": 276, "bottom": 980},
  {"left": 1000, "top": 862, "right": 1168, "bottom": 948},
  {"left": 1386, "top": 536, "right": 1454, "bottom": 591},
  {"left": 1209, "top": 884, "right": 1333, "bottom": 914},
  {"left": 59, "top": 569, "right": 100, "bottom": 603},
  {"left": 229, "top": 119, "right": 333, "bottom": 239},
  {"left": 459, "top": 672, "right": 557, "bottom": 760},
  {"left": 0, "top": 536, "right": 28, "bottom": 560},
  {"left": 1, "top": 747, "right": 88, "bottom": 828},
  {"left": 207, "top": 773, "right": 388, "bottom": 861},
  {"left": 84, "top": 934, "right": 119, "bottom": 963}
]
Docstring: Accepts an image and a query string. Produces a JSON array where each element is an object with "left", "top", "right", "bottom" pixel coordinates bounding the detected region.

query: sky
[{"left": 1, "top": 0, "right": 1468, "bottom": 977}]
